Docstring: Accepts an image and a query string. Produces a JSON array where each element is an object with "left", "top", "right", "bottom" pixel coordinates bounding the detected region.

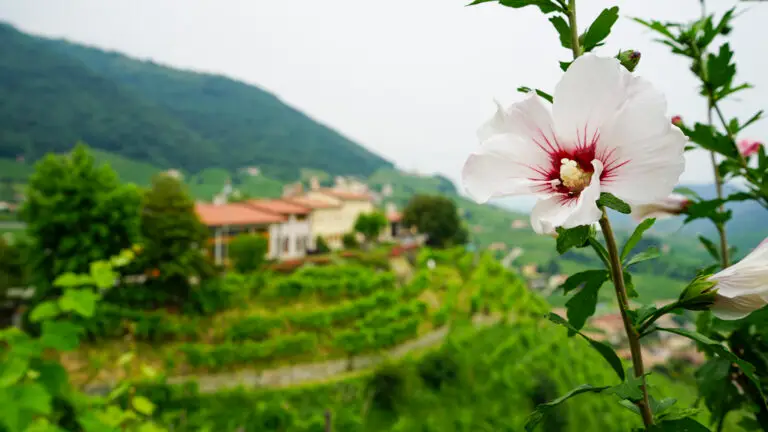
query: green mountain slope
[
  {"left": 0, "top": 23, "right": 218, "bottom": 171},
  {"left": 0, "top": 23, "right": 392, "bottom": 180},
  {"left": 40, "top": 31, "right": 392, "bottom": 180}
]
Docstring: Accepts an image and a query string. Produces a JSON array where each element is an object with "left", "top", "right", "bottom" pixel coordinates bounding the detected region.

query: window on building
[
  {"left": 283, "top": 238, "right": 290, "bottom": 254},
  {"left": 296, "top": 214, "right": 307, "bottom": 221}
]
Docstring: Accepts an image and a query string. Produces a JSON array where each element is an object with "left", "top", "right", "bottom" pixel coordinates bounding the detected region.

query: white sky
[{"left": 1, "top": 0, "right": 767, "bottom": 210}]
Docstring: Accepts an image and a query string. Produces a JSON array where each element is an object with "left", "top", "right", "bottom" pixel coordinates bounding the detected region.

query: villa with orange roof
[
  {"left": 195, "top": 202, "right": 286, "bottom": 264},
  {"left": 244, "top": 199, "right": 313, "bottom": 259},
  {"left": 302, "top": 187, "right": 375, "bottom": 249}
]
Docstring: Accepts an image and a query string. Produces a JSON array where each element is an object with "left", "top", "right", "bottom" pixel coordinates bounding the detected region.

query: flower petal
[
  {"left": 709, "top": 238, "right": 768, "bottom": 298},
  {"left": 462, "top": 133, "right": 553, "bottom": 203},
  {"left": 711, "top": 294, "right": 768, "bottom": 320},
  {"left": 529, "top": 160, "right": 603, "bottom": 234},
  {"left": 598, "top": 77, "right": 686, "bottom": 204},
  {"left": 477, "top": 95, "right": 558, "bottom": 147},
  {"left": 552, "top": 55, "right": 630, "bottom": 146}
]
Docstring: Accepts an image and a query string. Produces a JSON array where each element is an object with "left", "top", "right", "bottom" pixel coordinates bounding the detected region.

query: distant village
[{"left": 194, "top": 174, "right": 418, "bottom": 265}]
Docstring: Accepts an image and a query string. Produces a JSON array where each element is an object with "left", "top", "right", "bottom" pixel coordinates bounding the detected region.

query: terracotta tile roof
[
  {"left": 285, "top": 197, "right": 341, "bottom": 209},
  {"left": 246, "top": 199, "right": 311, "bottom": 215},
  {"left": 195, "top": 203, "right": 286, "bottom": 226},
  {"left": 319, "top": 188, "right": 373, "bottom": 201}
]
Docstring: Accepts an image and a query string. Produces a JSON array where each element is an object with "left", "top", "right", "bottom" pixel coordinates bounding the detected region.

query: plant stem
[
  {"left": 599, "top": 210, "right": 654, "bottom": 428},
  {"left": 567, "top": 0, "right": 581, "bottom": 59},
  {"left": 637, "top": 301, "right": 682, "bottom": 337},
  {"left": 706, "top": 106, "right": 731, "bottom": 269}
]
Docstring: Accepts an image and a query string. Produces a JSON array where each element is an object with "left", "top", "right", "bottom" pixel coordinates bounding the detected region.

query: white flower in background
[
  {"left": 631, "top": 193, "right": 690, "bottom": 222},
  {"left": 462, "top": 55, "right": 686, "bottom": 234},
  {"left": 710, "top": 239, "right": 768, "bottom": 320}
]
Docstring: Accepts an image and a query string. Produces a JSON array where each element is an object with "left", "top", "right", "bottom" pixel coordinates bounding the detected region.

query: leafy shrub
[
  {"left": 342, "top": 232, "right": 359, "bottom": 249},
  {"left": 180, "top": 333, "right": 318, "bottom": 370},
  {"left": 227, "top": 315, "right": 282, "bottom": 342},
  {"left": 367, "top": 363, "right": 409, "bottom": 412},
  {"left": 315, "top": 236, "right": 331, "bottom": 253},
  {"left": 229, "top": 234, "right": 269, "bottom": 273},
  {"left": 418, "top": 349, "right": 461, "bottom": 391}
]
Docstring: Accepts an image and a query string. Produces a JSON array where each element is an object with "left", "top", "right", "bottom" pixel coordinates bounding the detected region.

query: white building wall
[{"left": 269, "top": 215, "right": 312, "bottom": 260}]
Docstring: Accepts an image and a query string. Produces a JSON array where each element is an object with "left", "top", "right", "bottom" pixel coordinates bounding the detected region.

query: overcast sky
[{"left": 1, "top": 0, "right": 766, "bottom": 210}]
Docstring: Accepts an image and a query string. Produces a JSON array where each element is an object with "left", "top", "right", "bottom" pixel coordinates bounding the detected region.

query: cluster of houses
[{"left": 194, "top": 176, "right": 410, "bottom": 264}]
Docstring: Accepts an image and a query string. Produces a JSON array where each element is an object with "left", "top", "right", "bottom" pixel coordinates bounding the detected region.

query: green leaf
[
  {"left": 555, "top": 225, "right": 592, "bottom": 254},
  {"left": 625, "top": 247, "right": 661, "bottom": 267},
  {"left": 740, "top": 109, "right": 764, "bottom": 132},
  {"left": 107, "top": 382, "right": 131, "bottom": 402},
  {"left": 0, "top": 357, "right": 29, "bottom": 387},
  {"left": 109, "top": 249, "right": 134, "bottom": 268},
  {"left": 651, "top": 396, "right": 677, "bottom": 415},
  {"left": 131, "top": 395, "right": 156, "bottom": 416},
  {"left": 525, "top": 384, "right": 610, "bottom": 431},
  {"left": 648, "top": 417, "right": 710, "bottom": 431},
  {"left": 29, "top": 302, "right": 60, "bottom": 323},
  {"left": 697, "top": 235, "right": 720, "bottom": 262},
  {"left": 560, "top": 270, "right": 609, "bottom": 294},
  {"left": 673, "top": 187, "right": 701, "bottom": 200},
  {"left": 621, "top": 218, "right": 655, "bottom": 261},
  {"left": 40, "top": 321, "right": 82, "bottom": 351},
  {"left": 499, "top": 0, "right": 562, "bottom": 13},
  {"left": 17, "top": 382, "right": 52, "bottom": 415},
  {"left": 683, "top": 123, "right": 738, "bottom": 158},
  {"left": 630, "top": 305, "right": 658, "bottom": 327},
  {"left": 559, "top": 61, "right": 571, "bottom": 72},
  {"left": 566, "top": 272, "right": 608, "bottom": 331},
  {"left": 706, "top": 43, "right": 736, "bottom": 90},
  {"left": 36, "top": 361, "right": 69, "bottom": 397},
  {"left": 587, "top": 238, "right": 610, "bottom": 268},
  {"left": 90, "top": 260, "right": 117, "bottom": 290},
  {"left": 548, "top": 16, "right": 571, "bottom": 49},
  {"left": 516, "top": 87, "right": 553, "bottom": 103},
  {"left": 597, "top": 192, "right": 631, "bottom": 214},
  {"left": 607, "top": 370, "right": 644, "bottom": 401},
  {"left": 546, "top": 313, "right": 624, "bottom": 380},
  {"left": 53, "top": 272, "right": 92, "bottom": 288},
  {"left": 623, "top": 271, "right": 639, "bottom": 298},
  {"left": 58, "top": 288, "right": 99, "bottom": 318},
  {"left": 582, "top": 7, "right": 620, "bottom": 51},
  {"left": 656, "top": 327, "right": 765, "bottom": 400}
]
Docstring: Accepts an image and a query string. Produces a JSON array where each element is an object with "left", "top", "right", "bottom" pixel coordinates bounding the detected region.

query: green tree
[
  {"left": 402, "top": 195, "right": 468, "bottom": 248},
  {"left": 315, "top": 236, "right": 331, "bottom": 254},
  {"left": 138, "top": 174, "right": 212, "bottom": 303},
  {"left": 20, "top": 144, "right": 141, "bottom": 289},
  {"left": 229, "top": 234, "right": 269, "bottom": 273},
  {"left": 354, "top": 211, "right": 388, "bottom": 244},
  {"left": 342, "top": 233, "right": 359, "bottom": 249}
]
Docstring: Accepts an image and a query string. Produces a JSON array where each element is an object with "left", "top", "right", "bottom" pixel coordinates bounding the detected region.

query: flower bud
[
  {"left": 679, "top": 275, "right": 718, "bottom": 311},
  {"left": 708, "top": 237, "right": 768, "bottom": 320},
  {"left": 617, "top": 50, "right": 641, "bottom": 72},
  {"left": 737, "top": 139, "right": 762, "bottom": 158},
  {"left": 631, "top": 194, "right": 690, "bottom": 222},
  {"left": 671, "top": 115, "right": 683, "bottom": 127}
]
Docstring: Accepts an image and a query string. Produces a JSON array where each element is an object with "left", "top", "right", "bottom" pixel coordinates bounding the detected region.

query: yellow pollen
[{"left": 559, "top": 158, "right": 592, "bottom": 192}]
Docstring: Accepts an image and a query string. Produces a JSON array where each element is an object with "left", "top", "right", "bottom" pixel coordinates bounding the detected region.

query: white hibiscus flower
[
  {"left": 462, "top": 54, "right": 687, "bottom": 234},
  {"left": 710, "top": 238, "right": 768, "bottom": 320}
]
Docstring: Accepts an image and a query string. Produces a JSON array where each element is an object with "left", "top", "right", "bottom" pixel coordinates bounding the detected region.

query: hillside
[
  {"left": 77, "top": 252, "right": 721, "bottom": 431},
  {"left": 0, "top": 22, "right": 392, "bottom": 180}
]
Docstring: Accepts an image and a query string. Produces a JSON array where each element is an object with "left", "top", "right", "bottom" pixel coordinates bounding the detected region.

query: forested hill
[{"left": 0, "top": 23, "right": 392, "bottom": 180}]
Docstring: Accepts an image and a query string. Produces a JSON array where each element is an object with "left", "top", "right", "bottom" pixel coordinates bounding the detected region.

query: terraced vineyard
[
  {"left": 59, "top": 248, "right": 727, "bottom": 431},
  {"left": 65, "top": 248, "right": 539, "bottom": 387}
]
